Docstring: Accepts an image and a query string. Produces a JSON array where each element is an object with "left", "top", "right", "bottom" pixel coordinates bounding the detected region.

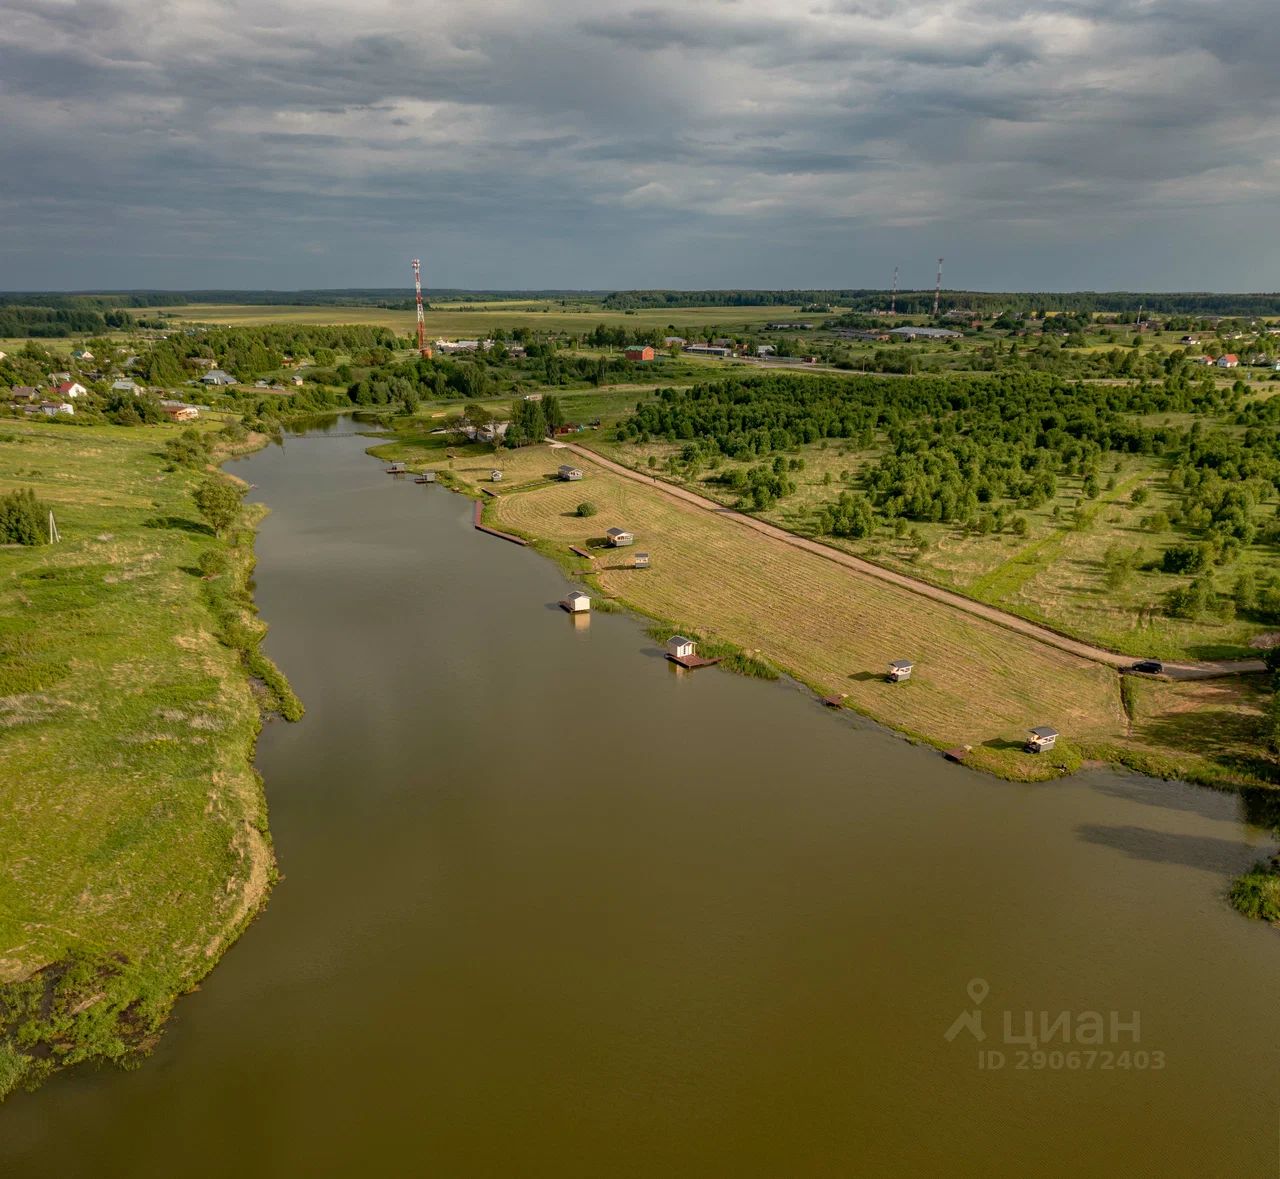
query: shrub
[
  {"left": 0, "top": 488, "right": 50, "bottom": 545},
  {"left": 197, "top": 548, "right": 229, "bottom": 578},
  {"left": 575, "top": 501, "right": 598, "bottom": 518}
]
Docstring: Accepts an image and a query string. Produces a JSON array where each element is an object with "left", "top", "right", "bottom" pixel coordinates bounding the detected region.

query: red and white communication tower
[{"left": 411, "top": 258, "right": 430, "bottom": 357}]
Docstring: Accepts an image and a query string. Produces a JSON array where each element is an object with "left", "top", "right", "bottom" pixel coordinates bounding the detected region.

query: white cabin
[
  {"left": 562, "top": 591, "right": 591, "bottom": 614},
  {"left": 605, "top": 527, "right": 634, "bottom": 547},
  {"left": 559, "top": 465, "right": 583, "bottom": 481},
  {"left": 888, "top": 659, "right": 914, "bottom": 682},
  {"left": 1025, "top": 726, "right": 1059, "bottom": 753},
  {"left": 491, "top": 470, "right": 504, "bottom": 482},
  {"left": 666, "top": 635, "right": 695, "bottom": 659}
]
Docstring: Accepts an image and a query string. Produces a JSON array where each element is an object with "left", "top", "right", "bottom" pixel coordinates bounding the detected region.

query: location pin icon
[{"left": 967, "top": 978, "right": 990, "bottom": 1006}]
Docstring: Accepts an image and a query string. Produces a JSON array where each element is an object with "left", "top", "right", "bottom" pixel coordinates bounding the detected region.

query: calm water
[{"left": 3, "top": 423, "right": 1280, "bottom": 1176}]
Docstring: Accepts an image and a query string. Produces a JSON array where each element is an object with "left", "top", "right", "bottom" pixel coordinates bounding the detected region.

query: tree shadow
[
  {"left": 1075, "top": 823, "right": 1262, "bottom": 876},
  {"left": 143, "top": 515, "right": 212, "bottom": 535}
]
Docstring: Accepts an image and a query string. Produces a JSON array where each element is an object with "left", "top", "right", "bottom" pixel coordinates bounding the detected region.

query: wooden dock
[
  {"left": 569, "top": 545, "right": 595, "bottom": 560},
  {"left": 943, "top": 745, "right": 973, "bottom": 764},
  {"left": 479, "top": 485, "right": 500, "bottom": 498},
  {"left": 666, "top": 653, "right": 723, "bottom": 670},
  {"left": 821, "top": 695, "right": 846, "bottom": 708},
  {"left": 472, "top": 500, "right": 528, "bottom": 545}
]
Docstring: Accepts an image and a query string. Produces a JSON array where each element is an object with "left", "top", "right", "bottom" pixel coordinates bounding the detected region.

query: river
[{"left": 2, "top": 421, "right": 1279, "bottom": 1176}]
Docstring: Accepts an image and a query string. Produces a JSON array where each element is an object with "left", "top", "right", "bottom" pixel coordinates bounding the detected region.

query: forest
[{"left": 618, "top": 371, "right": 1280, "bottom": 621}]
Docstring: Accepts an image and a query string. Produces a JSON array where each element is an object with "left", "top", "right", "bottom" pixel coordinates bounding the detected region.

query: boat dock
[
  {"left": 569, "top": 545, "right": 595, "bottom": 560},
  {"left": 472, "top": 500, "right": 528, "bottom": 546},
  {"left": 666, "top": 653, "right": 723, "bottom": 670}
]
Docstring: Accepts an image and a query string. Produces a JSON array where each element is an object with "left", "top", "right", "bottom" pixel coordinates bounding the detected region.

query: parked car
[{"left": 1131, "top": 660, "right": 1164, "bottom": 674}]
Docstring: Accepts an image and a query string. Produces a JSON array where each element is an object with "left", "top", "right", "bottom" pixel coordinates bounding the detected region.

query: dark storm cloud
[{"left": 0, "top": 0, "right": 1277, "bottom": 289}]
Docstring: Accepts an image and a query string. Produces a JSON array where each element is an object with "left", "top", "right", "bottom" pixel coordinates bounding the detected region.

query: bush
[
  {"left": 0, "top": 488, "right": 50, "bottom": 545},
  {"left": 575, "top": 501, "right": 598, "bottom": 518},
  {"left": 197, "top": 548, "right": 229, "bottom": 578}
]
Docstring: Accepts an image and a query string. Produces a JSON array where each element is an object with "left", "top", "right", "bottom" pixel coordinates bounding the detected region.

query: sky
[{"left": 1, "top": 0, "right": 1278, "bottom": 293}]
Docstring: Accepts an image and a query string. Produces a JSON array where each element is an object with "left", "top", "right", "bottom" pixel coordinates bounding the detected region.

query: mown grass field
[
  {"left": 381, "top": 443, "right": 1274, "bottom": 788},
  {"left": 583, "top": 428, "right": 1280, "bottom": 662},
  {"left": 0, "top": 419, "right": 278, "bottom": 1097}
]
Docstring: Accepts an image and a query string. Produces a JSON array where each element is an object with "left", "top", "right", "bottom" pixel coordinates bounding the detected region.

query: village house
[
  {"left": 55, "top": 381, "right": 87, "bottom": 399},
  {"left": 71, "top": 348, "right": 93, "bottom": 361},
  {"left": 160, "top": 400, "right": 199, "bottom": 422},
  {"left": 558, "top": 464, "right": 583, "bottom": 481},
  {"left": 49, "top": 371, "right": 72, "bottom": 383},
  {"left": 291, "top": 375, "right": 304, "bottom": 386},
  {"left": 663, "top": 336, "right": 686, "bottom": 347},
  {"left": 111, "top": 378, "right": 142, "bottom": 394},
  {"left": 201, "top": 369, "right": 237, "bottom": 386},
  {"left": 1216, "top": 354, "right": 1239, "bottom": 368},
  {"left": 35, "top": 401, "right": 74, "bottom": 417},
  {"left": 684, "top": 344, "right": 732, "bottom": 358},
  {"left": 605, "top": 527, "right": 634, "bottom": 547},
  {"left": 10, "top": 386, "right": 39, "bottom": 402},
  {"left": 624, "top": 345, "right": 655, "bottom": 362}
]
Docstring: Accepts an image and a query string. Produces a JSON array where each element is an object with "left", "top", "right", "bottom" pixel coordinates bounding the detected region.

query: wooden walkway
[
  {"left": 569, "top": 545, "right": 595, "bottom": 560},
  {"left": 472, "top": 500, "right": 528, "bottom": 546},
  {"left": 666, "top": 653, "right": 723, "bottom": 670}
]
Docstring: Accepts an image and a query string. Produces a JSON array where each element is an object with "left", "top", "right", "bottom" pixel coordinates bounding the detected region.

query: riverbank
[
  {"left": 369, "top": 439, "right": 1277, "bottom": 794},
  {"left": 0, "top": 418, "right": 294, "bottom": 1098}
]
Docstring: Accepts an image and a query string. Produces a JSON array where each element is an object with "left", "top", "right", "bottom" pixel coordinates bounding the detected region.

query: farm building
[
  {"left": 160, "top": 401, "right": 199, "bottom": 422},
  {"left": 201, "top": 369, "right": 237, "bottom": 386},
  {"left": 36, "top": 401, "right": 74, "bottom": 417},
  {"left": 684, "top": 344, "right": 732, "bottom": 358},
  {"left": 666, "top": 635, "right": 695, "bottom": 659},
  {"left": 558, "top": 465, "right": 583, "bottom": 481},
  {"left": 491, "top": 470, "right": 504, "bottom": 482},
  {"left": 888, "top": 326, "right": 963, "bottom": 341},
  {"left": 887, "top": 659, "right": 914, "bottom": 682},
  {"left": 605, "top": 527, "right": 634, "bottom": 547},
  {"left": 634, "top": 552, "right": 650, "bottom": 569},
  {"left": 1025, "top": 726, "right": 1059, "bottom": 754},
  {"left": 624, "top": 345, "right": 655, "bottom": 362},
  {"left": 561, "top": 591, "right": 591, "bottom": 614}
]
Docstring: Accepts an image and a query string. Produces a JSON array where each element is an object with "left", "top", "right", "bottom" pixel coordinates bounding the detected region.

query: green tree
[
  {"left": 575, "top": 501, "right": 598, "bottom": 518},
  {"left": 193, "top": 476, "right": 245, "bottom": 537},
  {"left": 0, "top": 488, "right": 50, "bottom": 545}
]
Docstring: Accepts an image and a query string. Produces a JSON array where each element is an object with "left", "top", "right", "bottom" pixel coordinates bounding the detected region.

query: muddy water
[{"left": 3, "top": 424, "right": 1279, "bottom": 1177}]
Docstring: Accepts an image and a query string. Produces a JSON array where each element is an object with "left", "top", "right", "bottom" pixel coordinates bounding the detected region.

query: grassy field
[
  {"left": 364, "top": 441, "right": 1270, "bottom": 787},
  {"left": 150, "top": 301, "right": 825, "bottom": 337},
  {"left": 581, "top": 427, "right": 1280, "bottom": 662},
  {"left": 0, "top": 418, "right": 285, "bottom": 1097}
]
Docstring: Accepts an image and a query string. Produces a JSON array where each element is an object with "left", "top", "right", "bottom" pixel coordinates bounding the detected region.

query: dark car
[{"left": 1131, "top": 660, "right": 1164, "bottom": 674}]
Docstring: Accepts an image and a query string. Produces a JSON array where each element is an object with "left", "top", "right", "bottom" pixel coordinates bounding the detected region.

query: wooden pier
[
  {"left": 943, "top": 745, "right": 973, "bottom": 764},
  {"left": 666, "top": 653, "right": 723, "bottom": 670},
  {"left": 569, "top": 545, "right": 595, "bottom": 561},
  {"left": 821, "top": 694, "right": 846, "bottom": 708},
  {"left": 472, "top": 500, "right": 528, "bottom": 545}
]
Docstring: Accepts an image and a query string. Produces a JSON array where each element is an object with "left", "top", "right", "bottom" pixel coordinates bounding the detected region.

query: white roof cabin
[
  {"left": 888, "top": 659, "right": 914, "bottom": 681},
  {"left": 491, "top": 469, "right": 504, "bottom": 482},
  {"left": 558, "top": 464, "right": 583, "bottom": 480},
  {"left": 605, "top": 527, "right": 634, "bottom": 546},
  {"left": 666, "top": 635, "right": 695, "bottom": 659},
  {"left": 563, "top": 591, "right": 591, "bottom": 613}
]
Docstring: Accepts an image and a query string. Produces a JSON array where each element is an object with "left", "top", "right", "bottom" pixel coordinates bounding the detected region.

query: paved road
[{"left": 553, "top": 441, "right": 1268, "bottom": 682}]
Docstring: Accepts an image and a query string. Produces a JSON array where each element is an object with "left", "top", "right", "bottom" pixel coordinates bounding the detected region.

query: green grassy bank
[{"left": 0, "top": 418, "right": 296, "bottom": 1098}]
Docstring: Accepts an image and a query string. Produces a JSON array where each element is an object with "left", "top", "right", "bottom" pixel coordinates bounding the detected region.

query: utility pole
[
  {"left": 890, "top": 266, "right": 898, "bottom": 316},
  {"left": 932, "top": 257, "right": 944, "bottom": 318}
]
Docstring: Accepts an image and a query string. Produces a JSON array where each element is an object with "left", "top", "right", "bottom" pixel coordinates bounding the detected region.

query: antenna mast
[
  {"left": 932, "top": 257, "right": 944, "bottom": 318},
  {"left": 412, "top": 258, "right": 429, "bottom": 357},
  {"left": 890, "top": 266, "right": 899, "bottom": 316}
]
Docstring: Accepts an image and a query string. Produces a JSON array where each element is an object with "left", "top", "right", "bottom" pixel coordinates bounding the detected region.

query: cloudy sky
[{"left": 2, "top": 0, "right": 1277, "bottom": 292}]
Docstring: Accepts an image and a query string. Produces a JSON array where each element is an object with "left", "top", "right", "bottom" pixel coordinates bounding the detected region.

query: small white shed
[
  {"left": 491, "top": 469, "right": 504, "bottom": 482},
  {"left": 666, "top": 635, "right": 695, "bottom": 659},
  {"left": 887, "top": 659, "right": 914, "bottom": 682},
  {"left": 605, "top": 527, "right": 634, "bottom": 547},
  {"left": 562, "top": 591, "right": 591, "bottom": 614}
]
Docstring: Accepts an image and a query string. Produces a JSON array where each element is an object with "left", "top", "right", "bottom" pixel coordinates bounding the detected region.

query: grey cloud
[{"left": 0, "top": 0, "right": 1277, "bottom": 289}]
